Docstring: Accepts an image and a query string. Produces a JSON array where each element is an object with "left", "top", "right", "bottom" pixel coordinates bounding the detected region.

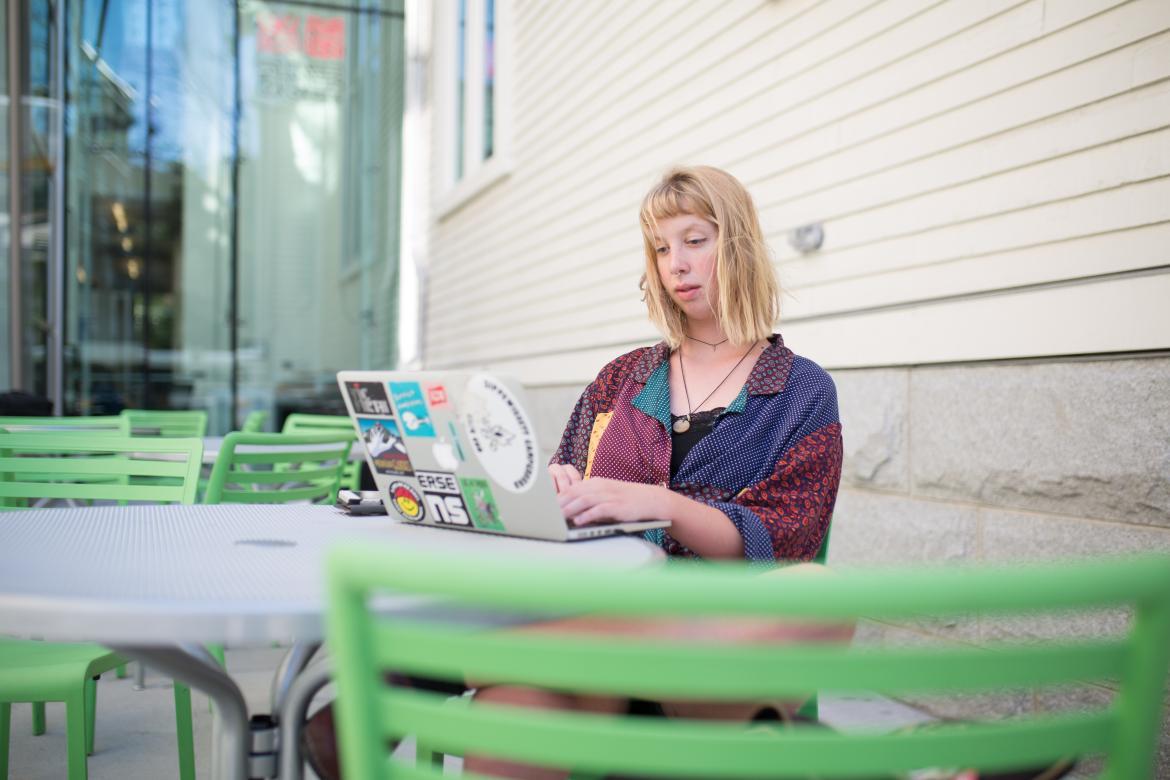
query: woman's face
[{"left": 652, "top": 213, "right": 719, "bottom": 322}]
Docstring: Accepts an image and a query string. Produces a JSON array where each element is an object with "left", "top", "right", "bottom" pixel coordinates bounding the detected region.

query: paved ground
[{"left": 5, "top": 646, "right": 1093, "bottom": 779}]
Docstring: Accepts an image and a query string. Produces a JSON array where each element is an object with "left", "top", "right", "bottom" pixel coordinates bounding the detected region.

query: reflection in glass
[{"left": 483, "top": 0, "right": 494, "bottom": 161}]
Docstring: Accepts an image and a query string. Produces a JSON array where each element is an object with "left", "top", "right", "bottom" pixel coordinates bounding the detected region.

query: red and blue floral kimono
[{"left": 552, "top": 334, "right": 843, "bottom": 562}]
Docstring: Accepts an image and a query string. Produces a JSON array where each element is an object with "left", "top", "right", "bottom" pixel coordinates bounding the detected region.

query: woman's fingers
[{"left": 547, "top": 463, "right": 583, "bottom": 494}]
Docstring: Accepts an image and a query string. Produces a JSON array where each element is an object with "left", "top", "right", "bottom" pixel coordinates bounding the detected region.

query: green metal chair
[
  {"left": 0, "top": 415, "right": 129, "bottom": 435},
  {"left": 119, "top": 409, "right": 208, "bottom": 438},
  {"left": 325, "top": 546, "right": 1170, "bottom": 780},
  {"left": 0, "top": 432, "right": 201, "bottom": 780},
  {"left": 201, "top": 430, "right": 356, "bottom": 680},
  {"left": 204, "top": 431, "right": 355, "bottom": 505},
  {"left": 282, "top": 414, "right": 361, "bottom": 492},
  {"left": 241, "top": 409, "right": 269, "bottom": 432}
]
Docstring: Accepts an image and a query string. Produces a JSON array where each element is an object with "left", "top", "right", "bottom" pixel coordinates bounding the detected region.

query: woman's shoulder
[{"left": 591, "top": 342, "right": 669, "bottom": 387}]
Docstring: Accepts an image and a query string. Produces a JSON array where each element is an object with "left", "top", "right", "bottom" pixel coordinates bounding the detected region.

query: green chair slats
[
  {"left": 282, "top": 414, "right": 360, "bottom": 491},
  {"left": 241, "top": 410, "right": 269, "bottom": 432},
  {"left": 0, "top": 432, "right": 201, "bottom": 780},
  {"left": 0, "top": 415, "right": 129, "bottom": 435},
  {"left": 120, "top": 409, "right": 208, "bottom": 438},
  {"left": 325, "top": 547, "right": 1170, "bottom": 780},
  {"left": 203, "top": 431, "right": 354, "bottom": 505}
]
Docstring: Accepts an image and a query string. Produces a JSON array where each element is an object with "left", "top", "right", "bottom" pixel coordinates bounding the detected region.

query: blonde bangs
[{"left": 638, "top": 166, "right": 780, "bottom": 349}]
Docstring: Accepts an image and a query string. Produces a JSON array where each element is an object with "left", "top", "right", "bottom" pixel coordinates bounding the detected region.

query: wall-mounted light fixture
[{"left": 788, "top": 222, "right": 824, "bottom": 254}]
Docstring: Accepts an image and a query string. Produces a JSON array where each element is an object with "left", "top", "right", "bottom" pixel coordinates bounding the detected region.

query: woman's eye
[
  {"left": 686, "top": 237, "right": 706, "bottom": 246},
  {"left": 655, "top": 246, "right": 668, "bottom": 255}
]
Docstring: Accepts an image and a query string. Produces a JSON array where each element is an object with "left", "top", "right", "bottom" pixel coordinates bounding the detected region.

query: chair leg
[
  {"left": 65, "top": 693, "right": 89, "bottom": 780},
  {"left": 116, "top": 663, "right": 128, "bottom": 679},
  {"left": 0, "top": 701, "right": 11, "bottom": 779},
  {"left": 31, "top": 701, "right": 46, "bottom": 735},
  {"left": 173, "top": 682, "right": 196, "bottom": 780},
  {"left": 85, "top": 677, "right": 98, "bottom": 755}
]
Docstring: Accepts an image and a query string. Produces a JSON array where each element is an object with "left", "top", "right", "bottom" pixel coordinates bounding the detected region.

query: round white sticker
[{"left": 462, "top": 374, "right": 538, "bottom": 494}]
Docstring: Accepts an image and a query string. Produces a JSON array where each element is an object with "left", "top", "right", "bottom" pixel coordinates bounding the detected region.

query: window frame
[{"left": 435, "top": 0, "right": 511, "bottom": 219}]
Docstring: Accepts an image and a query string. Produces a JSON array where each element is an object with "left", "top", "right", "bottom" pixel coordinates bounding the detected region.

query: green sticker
[{"left": 458, "top": 477, "right": 505, "bottom": 531}]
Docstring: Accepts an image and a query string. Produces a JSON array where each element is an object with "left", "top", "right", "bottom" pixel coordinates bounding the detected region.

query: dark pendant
[{"left": 672, "top": 417, "right": 691, "bottom": 434}]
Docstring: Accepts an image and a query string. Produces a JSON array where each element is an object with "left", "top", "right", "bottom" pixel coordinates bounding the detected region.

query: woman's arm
[{"left": 556, "top": 479, "right": 745, "bottom": 559}]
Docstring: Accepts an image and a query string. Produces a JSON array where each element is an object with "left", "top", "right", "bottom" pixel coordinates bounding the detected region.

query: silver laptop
[{"left": 336, "top": 370, "right": 671, "bottom": 542}]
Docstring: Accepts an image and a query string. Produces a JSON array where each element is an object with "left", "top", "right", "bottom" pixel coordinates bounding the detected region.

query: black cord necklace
[
  {"left": 674, "top": 343, "right": 757, "bottom": 434},
  {"left": 686, "top": 334, "right": 729, "bottom": 351}
]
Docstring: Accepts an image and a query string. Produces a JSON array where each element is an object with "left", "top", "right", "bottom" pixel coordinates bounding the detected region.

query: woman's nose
[{"left": 669, "top": 247, "right": 688, "bottom": 275}]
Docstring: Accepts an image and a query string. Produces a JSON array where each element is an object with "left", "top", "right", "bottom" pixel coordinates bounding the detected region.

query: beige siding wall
[{"left": 422, "top": 0, "right": 1170, "bottom": 381}]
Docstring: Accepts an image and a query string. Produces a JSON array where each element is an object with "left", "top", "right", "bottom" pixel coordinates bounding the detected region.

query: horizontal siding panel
[
  {"left": 427, "top": 176, "right": 1170, "bottom": 362},
  {"left": 437, "top": 0, "right": 1018, "bottom": 255},
  {"left": 422, "top": 0, "right": 1170, "bottom": 370},
  {"left": 429, "top": 1, "right": 1156, "bottom": 304},
  {"left": 781, "top": 271, "right": 1170, "bottom": 369},
  {"left": 434, "top": 271, "right": 1170, "bottom": 384},
  {"left": 427, "top": 173, "right": 1170, "bottom": 341},
  {"left": 755, "top": 61, "right": 1170, "bottom": 231},
  {"left": 784, "top": 221, "right": 1170, "bottom": 319},
  {"left": 780, "top": 127, "right": 1170, "bottom": 279}
]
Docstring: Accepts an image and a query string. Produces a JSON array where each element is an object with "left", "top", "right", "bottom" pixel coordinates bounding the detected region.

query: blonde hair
[{"left": 638, "top": 166, "right": 780, "bottom": 349}]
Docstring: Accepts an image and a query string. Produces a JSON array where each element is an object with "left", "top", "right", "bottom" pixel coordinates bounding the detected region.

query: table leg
[
  {"left": 111, "top": 644, "right": 250, "bottom": 780},
  {"left": 269, "top": 641, "right": 321, "bottom": 717},
  {"left": 278, "top": 660, "right": 333, "bottom": 780}
]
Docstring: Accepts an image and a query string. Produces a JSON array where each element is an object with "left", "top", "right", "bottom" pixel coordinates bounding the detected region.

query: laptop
[{"left": 335, "top": 370, "right": 671, "bottom": 542}]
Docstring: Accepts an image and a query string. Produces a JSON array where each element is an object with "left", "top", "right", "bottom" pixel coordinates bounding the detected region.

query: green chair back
[
  {"left": 282, "top": 414, "right": 360, "bottom": 491},
  {"left": 281, "top": 413, "right": 353, "bottom": 434},
  {"left": 325, "top": 548, "right": 1170, "bottom": 780},
  {"left": 0, "top": 432, "right": 203, "bottom": 507},
  {"left": 241, "top": 410, "right": 269, "bottom": 433},
  {"left": 120, "top": 409, "right": 208, "bottom": 438},
  {"left": 0, "top": 431, "right": 201, "bottom": 779},
  {"left": 203, "top": 431, "right": 354, "bottom": 505},
  {"left": 0, "top": 415, "right": 129, "bottom": 435}
]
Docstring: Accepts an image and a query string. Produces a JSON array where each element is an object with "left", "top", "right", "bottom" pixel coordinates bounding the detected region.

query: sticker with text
[
  {"left": 357, "top": 417, "right": 413, "bottom": 476},
  {"left": 462, "top": 374, "right": 538, "bottom": 494},
  {"left": 344, "top": 381, "right": 392, "bottom": 416},
  {"left": 415, "top": 470, "right": 471, "bottom": 527},
  {"left": 388, "top": 481, "right": 424, "bottom": 521},
  {"left": 426, "top": 384, "right": 450, "bottom": 409},
  {"left": 389, "top": 381, "right": 436, "bottom": 438},
  {"left": 458, "top": 477, "right": 505, "bottom": 531}
]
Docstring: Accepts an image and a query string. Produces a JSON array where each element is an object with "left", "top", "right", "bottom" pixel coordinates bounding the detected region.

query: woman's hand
[
  {"left": 547, "top": 463, "right": 583, "bottom": 494},
  {"left": 556, "top": 478, "right": 668, "bottom": 526}
]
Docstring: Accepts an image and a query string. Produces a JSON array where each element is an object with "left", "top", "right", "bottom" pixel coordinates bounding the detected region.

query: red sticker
[{"left": 427, "top": 385, "right": 449, "bottom": 408}]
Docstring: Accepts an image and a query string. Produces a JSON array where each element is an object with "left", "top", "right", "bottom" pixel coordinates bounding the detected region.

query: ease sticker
[
  {"left": 458, "top": 477, "right": 506, "bottom": 531},
  {"left": 415, "top": 470, "right": 471, "bottom": 527},
  {"left": 388, "top": 481, "right": 424, "bottom": 521}
]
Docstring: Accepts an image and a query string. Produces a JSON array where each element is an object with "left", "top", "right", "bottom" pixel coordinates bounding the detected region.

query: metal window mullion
[
  {"left": 7, "top": 0, "right": 25, "bottom": 391},
  {"left": 48, "top": 0, "right": 65, "bottom": 414}
]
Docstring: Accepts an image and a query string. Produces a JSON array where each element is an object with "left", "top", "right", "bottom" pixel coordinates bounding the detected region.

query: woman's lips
[{"left": 675, "top": 284, "right": 701, "bottom": 301}]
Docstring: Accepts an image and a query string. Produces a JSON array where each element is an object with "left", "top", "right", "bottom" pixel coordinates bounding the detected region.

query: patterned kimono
[{"left": 552, "top": 334, "right": 843, "bottom": 562}]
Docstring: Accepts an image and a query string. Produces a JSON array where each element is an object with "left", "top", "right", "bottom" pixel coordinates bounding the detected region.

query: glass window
[{"left": 35, "top": 0, "right": 407, "bottom": 430}]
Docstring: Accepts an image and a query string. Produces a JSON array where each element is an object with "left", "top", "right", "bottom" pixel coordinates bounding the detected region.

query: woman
[
  {"left": 466, "top": 166, "right": 845, "bottom": 779},
  {"left": 547, "top": 165, "right": 841, "bottom": 561}
]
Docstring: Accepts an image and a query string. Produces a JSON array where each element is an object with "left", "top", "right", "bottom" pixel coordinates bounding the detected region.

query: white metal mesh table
[{"left": 0, "top": 503, "right": 662, "bottom": 779}]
